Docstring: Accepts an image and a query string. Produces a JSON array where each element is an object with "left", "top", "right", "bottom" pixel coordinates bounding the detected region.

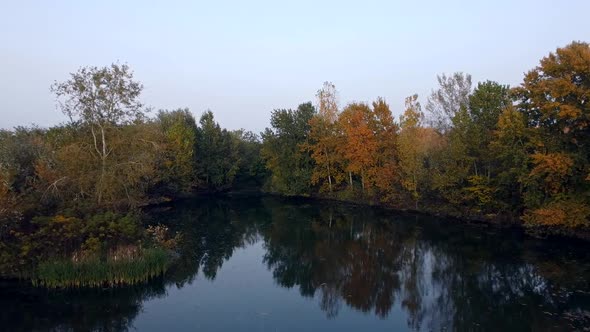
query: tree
[
  {"left": 305, "top": 82, "right": 344, "bottom": 193},
  {"left": 231, "top": 129, "right": 265, "bottom": 189},
  {"left": 261, "top": 103, "right": 316, "bottom": 195},
  {"left": 468, "top": 81, "right": 511, "bottom": 179},
  {"left": 426, "top": 73, "right": 472, "bottom": 133},
  {"left": 195, "top": 111, "right": 240, "bottom": 191},
  {"left": 513, "top": 41, "right": 590, "bottom": 229},
  {"left": 51, "top": 64, "right": 146, "bottom": 205},
  {"left": 338, "top": 102, "right": 377, "bottom": 192},
  {"left": 316, "top": 81, "right": 339, "bottom": 123},
  {"left": 490, "top": 105, "right": 530, "bottom": 209},
  {"left": 514, "top": 41, "right": 590, "bottom": 153},
  {"left": 337, "top": 99, "right": 397, "bottom": 195},
  {"left": 397, "top": 95, "right": 429, "bottom": 207},
  {"left": 369, "top": 98, "right": 398, "bottom": 201},
  {"left": 155, "top": 109, "right": 198, "bottom": 194}
]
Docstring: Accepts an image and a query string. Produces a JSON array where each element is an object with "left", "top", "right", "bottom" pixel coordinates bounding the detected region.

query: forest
[{"left": 0, "top": 41, "right": 589, "bottom": 285}]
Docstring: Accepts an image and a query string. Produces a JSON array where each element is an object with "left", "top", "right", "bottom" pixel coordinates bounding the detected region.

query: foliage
[
  {"left": 51, "top": 64, "right": 146, "bottom": 206},
  {"left": 35, "top": 247, "right": 170, "bottom": 288},
  {"left": 304, "top": 82, "right": 344, "bottom": 193},
  {"left": 195, "top": 111, "right": 242, "bottom": 191},
  {"left": 397, "top": 95, "right": 432, "bottom": 207},
  {"left": 523, "top": 199, "right": 590, "bottom": 228},
  {"left": 146, "top": 224, "right": 182, "bottom": 250},
  {"left": 259, "top": 41, "right": 590, "bottom": 232},
  {"left": 155, "top": 109, "right": 198, "bottom": 194},
  {"left": 425, "top": 72, "right": 472, "bottom": 133},
  {"left": 261, "top": 103, "right": 316, "bottom": 195},
  {"left": 25, "top": 212, "right": 142, "bottom": 260},
  {"left": 2, "top": 41, "right": 590, "bottom": 287},
  {"left": 231, "top": 129, "right": 266, "bottom": 189},
  {"left": 338, "top": 102, "right": 378, "bottom": 192},
  {"left": 513, "top": 41, "right": 590, "bottom": 228}
]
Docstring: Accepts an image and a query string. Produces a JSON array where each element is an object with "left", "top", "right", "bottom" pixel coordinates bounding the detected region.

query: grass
[{"left": 34, "top": 248, "right": 171, "bottom": 288}]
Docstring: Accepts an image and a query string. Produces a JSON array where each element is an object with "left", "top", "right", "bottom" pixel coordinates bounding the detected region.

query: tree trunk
[
  {"left": 325, "top": 147, "right": 333, "bottom": 193},
  {"left": 361, "top": 170, "right": 365, "bottom": 192},
  {"left": 349, "top": 171, "right": 353, "bottom": 191},
  {"left": 98, "top": 158, "right": 105, "bottom": 205}
]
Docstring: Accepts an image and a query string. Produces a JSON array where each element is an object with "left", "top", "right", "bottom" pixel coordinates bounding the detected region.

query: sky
[{"left": 1, "top": 0, "right": 589, "bottom": 133}]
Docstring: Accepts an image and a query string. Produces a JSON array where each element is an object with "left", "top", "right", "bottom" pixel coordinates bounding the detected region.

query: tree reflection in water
[
  {"left": 2, "top": 196, "right": 589, "bottom": 331},
  {"left": 255, "top": 198, "right": 590, "bottom": 331}
]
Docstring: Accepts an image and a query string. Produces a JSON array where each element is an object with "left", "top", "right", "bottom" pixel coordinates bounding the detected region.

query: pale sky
[{"left": 1, "top": 0, "right": 589, "bottom": 133}]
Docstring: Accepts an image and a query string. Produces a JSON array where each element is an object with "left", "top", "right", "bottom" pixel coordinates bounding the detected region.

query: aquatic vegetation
[{"left": 35, "top": 247, "right": 171, "bottom": 288}]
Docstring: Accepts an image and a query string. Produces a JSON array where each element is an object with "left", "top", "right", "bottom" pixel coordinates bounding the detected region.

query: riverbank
[
  {"left": 251, "top": 190, "right": 590, "bottom": 242},
  {"left": 0, "top": 212, "right": 181, "bottom": 288}
]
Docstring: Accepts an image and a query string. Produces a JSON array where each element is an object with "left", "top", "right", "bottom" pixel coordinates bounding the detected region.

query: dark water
[{"left": 2, "top": 196, "right": 590, "bottom": 331}]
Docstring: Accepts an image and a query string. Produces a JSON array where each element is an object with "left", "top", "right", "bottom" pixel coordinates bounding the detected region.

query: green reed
[{"left": 34, "top": 248, "right": 170, "bottom": 288}]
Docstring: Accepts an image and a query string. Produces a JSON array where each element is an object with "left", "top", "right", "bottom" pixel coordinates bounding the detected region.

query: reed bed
[{"left": 34, "top": 248, "right": 170, "bottom": 288}]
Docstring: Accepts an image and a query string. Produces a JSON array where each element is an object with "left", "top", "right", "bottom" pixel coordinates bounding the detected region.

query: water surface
[{"left": 2, "top": 196, "right": 589, "bottom": 331}]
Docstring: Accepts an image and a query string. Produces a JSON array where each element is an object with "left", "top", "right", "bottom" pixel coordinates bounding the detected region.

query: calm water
[{"left": 1, "top": 196, "right": 590, "bottom": 331}]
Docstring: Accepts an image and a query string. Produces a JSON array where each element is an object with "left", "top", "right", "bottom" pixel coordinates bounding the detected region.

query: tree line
[
  {"left": 0, "top": 40, "right": 589, "bottom": 242},
  {"left": 261, "top": 41, "right": 590, "bottom": 234},
  {"left": 0, "top": 64, "right": 265, "bottom": 222}
]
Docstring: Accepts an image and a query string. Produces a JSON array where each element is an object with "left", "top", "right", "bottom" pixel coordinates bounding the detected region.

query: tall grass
[{"left": 34, "top": 248, "right": 170, "bottom": 288}]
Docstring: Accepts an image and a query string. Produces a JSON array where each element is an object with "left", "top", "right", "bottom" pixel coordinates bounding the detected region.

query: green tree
[
  {"left": 468, "top": 81, "right": 511, "bottom": 179},
  {"left": 155, "top": 109, "right": 198, "bottom": 194},
  {"left": 195, "top": 111, "right": 240, "bottom": 191},
  {"left": 231, "top": 129, "right": 266, "bottom": 189},
  {"left": 261, "top": 103, "right": 316, "bottom": 195}
]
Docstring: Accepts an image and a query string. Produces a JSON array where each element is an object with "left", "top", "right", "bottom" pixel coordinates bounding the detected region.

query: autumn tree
[
  {"left": 397, "top": 95, "right": 431, "bottom": 207},
  {"left": 305, "top": 82, "right": 344, "bottom": 193},
  {"left": 513, "top": 41, "right": 590, "bottom": 228},
  {"left": 369, "top": 98, "right": 399, "bottom": 201},
  {"left": 338, "top": 102, "right": 377, "bottom": 193},
  {"left": 336, "top": 98, "right": 397, "bottom": 197}
]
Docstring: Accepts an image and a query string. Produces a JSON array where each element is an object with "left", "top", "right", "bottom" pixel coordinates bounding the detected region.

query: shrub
[{"left": 523, "top": 199, "right": 590, "bottom": 228}]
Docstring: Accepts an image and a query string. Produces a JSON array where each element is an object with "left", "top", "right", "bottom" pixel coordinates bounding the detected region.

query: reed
[{"left": 34, "top": 248, "right": 170, "bottom": 288}]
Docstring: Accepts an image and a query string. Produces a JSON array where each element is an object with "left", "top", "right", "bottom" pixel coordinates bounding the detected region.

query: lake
[{"left": 1, "top": 195, "right": 589, "bottom": 331}]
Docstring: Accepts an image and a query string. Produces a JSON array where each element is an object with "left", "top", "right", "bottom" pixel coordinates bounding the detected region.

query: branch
[
  {"left": 90, "top": 126, "right": 102, "bottom": 157},
  {"left": 42, "top": 177, "right": 68, "bottom": 199},
  {"left": 138, "top": 138, "right": 159, "bottom": 149}
]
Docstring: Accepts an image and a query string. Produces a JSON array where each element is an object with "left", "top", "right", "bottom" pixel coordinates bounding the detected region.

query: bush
[{"left": 523, "top": 199, "right": 590, "bottom": 228}]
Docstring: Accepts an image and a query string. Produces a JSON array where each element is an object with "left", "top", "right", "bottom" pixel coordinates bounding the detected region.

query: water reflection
[
  {"left": 2, "top": 196, "right": 590, "bottom": 331},
  {"left": 0, "top": 279, "right": 167, "bottom": 332}
]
